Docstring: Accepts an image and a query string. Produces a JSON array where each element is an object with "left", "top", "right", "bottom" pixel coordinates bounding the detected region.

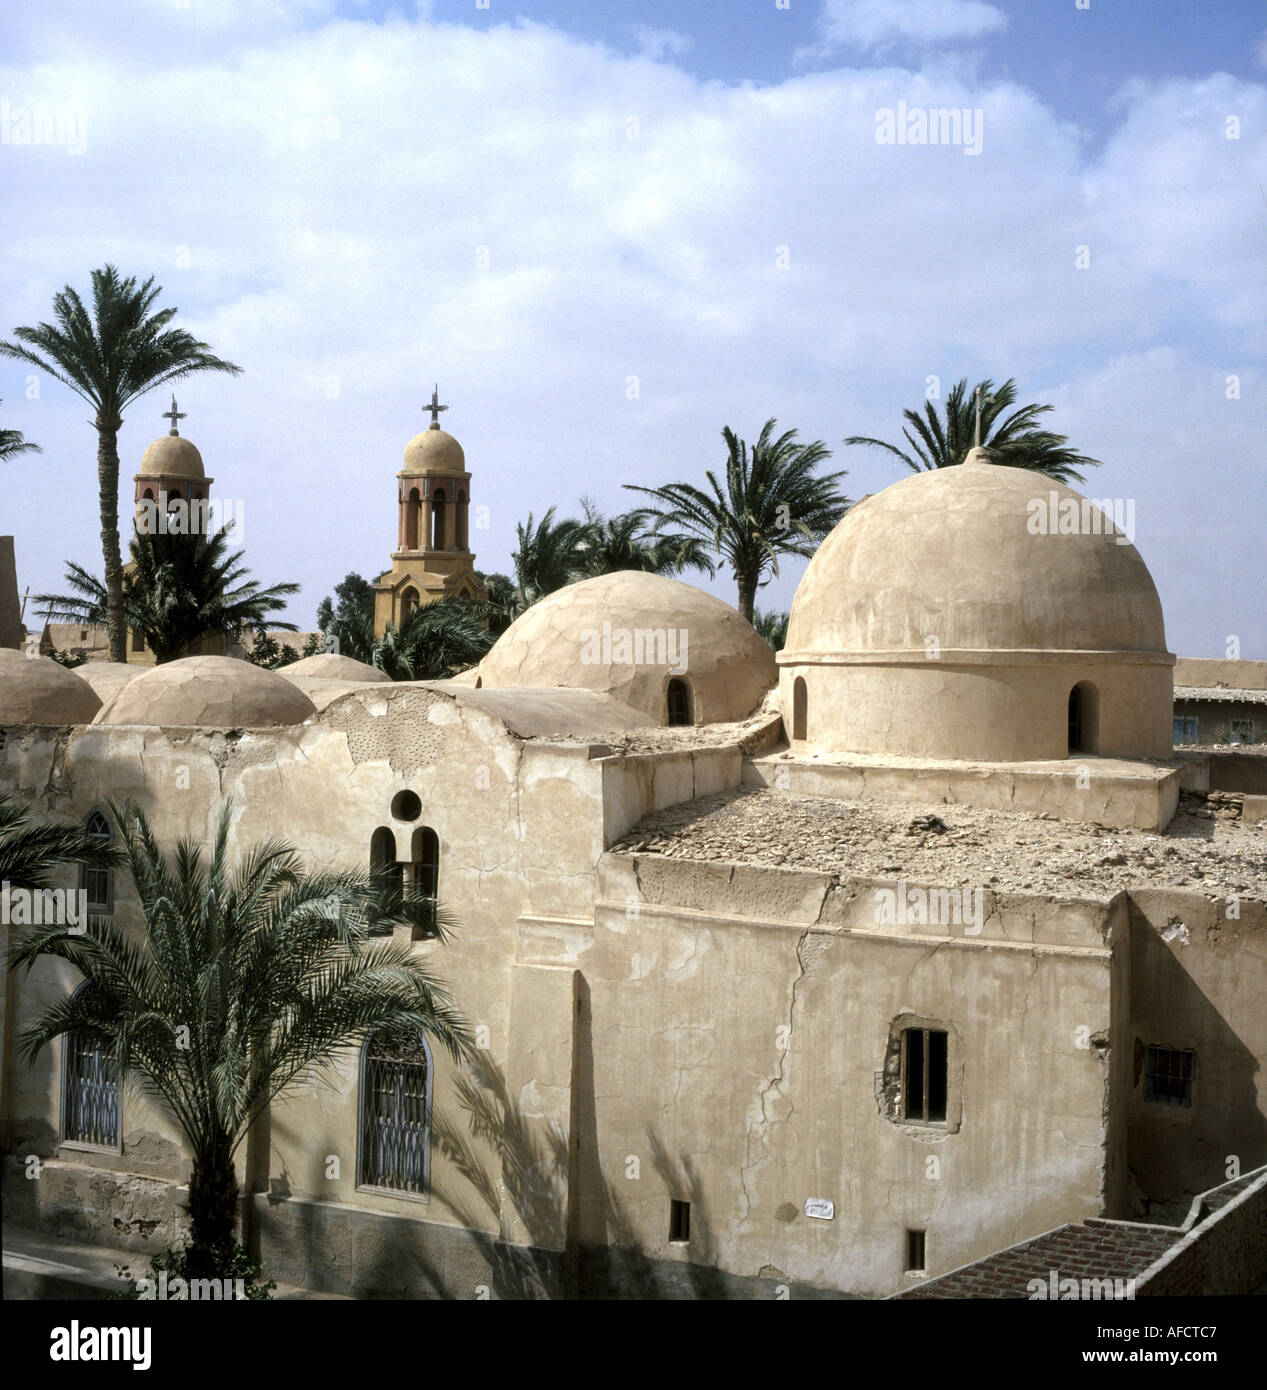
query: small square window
[
  {"left": 1145, "top": 1045, "right": 1194, "bottom": 1106},
  {"left": 669, "top": 1199, "right": 690, "bottom": 1244},
  {"left": 1230, "top": 719, "right": 1256, "bottom": 745},
  {"left": 905, "top": 1229, "right": 926, "bottom": 1273}
]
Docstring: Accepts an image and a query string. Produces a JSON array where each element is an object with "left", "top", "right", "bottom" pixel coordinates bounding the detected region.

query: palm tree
[
  {"left": 843, "top": 377, "right": 1101, "bottom": 484},
  {"left": 373, "top": 598, "right": 496, "bottom": 681},
  {"left": 626, "top": 419, "right": 850, "bottom": 622},
  {"left": 7, "top": 800, "right": 471, "bottom": 1272},
  {"left": 0, "top": 794, "right": 120, "bottom": 894},
  {"left": 36, "top": 525, "right": 298, "bottom": 664},
  {"left": 474, "top": 571, "right": 517, "bottom": 635},
  {"left": 753, "top": 609, "right": 789, "bottom": 653},
  {"left": 0, "top": 266, "right": 241, "bottom": 662},
  {"left": 511, "top": 507, "right": 596, "bottom": 609},
  {"left": 0, "top": 399, "right": 40, "bottom": 463},
  {"left": 577, "top": 501, "right": 716, "bottom": 581}
]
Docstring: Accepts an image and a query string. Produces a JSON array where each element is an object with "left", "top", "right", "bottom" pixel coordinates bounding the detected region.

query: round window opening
[{"left": 391, "top": 790, "right": 422, "bottom": 821}]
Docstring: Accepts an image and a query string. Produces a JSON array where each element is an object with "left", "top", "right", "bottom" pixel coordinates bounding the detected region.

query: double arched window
[{"left": 358, "top": 1029, "right": 432, "bottom": 1196}]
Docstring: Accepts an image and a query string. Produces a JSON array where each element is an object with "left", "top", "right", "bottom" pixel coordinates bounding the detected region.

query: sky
[{"left": 1, "top": 0, "right": 1264, "bottom": 656}]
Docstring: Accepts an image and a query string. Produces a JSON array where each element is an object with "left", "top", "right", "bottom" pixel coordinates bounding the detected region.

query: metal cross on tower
[
  {"left": 423, "top": 384, "right": 448, "bottom": 429},
  {"left": 162, "top": 396, "right": 186, "bottom": 436}
]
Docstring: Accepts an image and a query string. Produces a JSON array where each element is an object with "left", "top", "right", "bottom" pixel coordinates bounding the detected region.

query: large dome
[
  {"left": 97, "top": 655, "right": 316, "bottom": 728},
  {"left": 785, "top": 459, "right": 1166, "bottom": 659},
  {"left": 0, "top": 649, "right": 102, "bottom": 724},
  {"left": 477, "top": 571, "right": 776, "bottom": 725},
  {"left": 137, "top": 434, "right": 205, "bottom": 480},
  {"left": 779, "top": 456, "right": 1174, "bottom": 762},
  {"left": 402, "top": 428, "right": 465, "bottom": 475}
]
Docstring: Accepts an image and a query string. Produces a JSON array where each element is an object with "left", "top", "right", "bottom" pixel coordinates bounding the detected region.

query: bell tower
[{"left": 372, "top": 386, "right": 486, "bottom": 639}]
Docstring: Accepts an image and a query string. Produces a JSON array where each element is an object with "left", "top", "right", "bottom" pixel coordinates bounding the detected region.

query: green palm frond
[{"left": 845, "top": 377, "right": 1101, "bottom": 484}]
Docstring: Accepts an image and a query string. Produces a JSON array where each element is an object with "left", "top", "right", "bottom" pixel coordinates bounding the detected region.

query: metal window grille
[
  {"left": 63, "top": 1031, "right": 120, "bottom": 1147},
  {"left": 413, "top": 828, "right": 439, "bottom": 901},
  {"left": 902, "top": 1028, "right": 948, "bottom": 1123},
  {"left": 1230, "top": 719, "right": 1255, "bottom": 745},
  {"left": 1145, "top": 1046, "right": 1194, "bottom": 1106},
  {"left": 359, "top": 1032, "right": 431, "bottom": 1194},
  {"left": 1173, "top": 716, "right": 1199, "bottom": 746}
]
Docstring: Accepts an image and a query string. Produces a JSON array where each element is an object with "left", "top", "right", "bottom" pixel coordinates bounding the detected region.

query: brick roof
[{"left": 895, "top": 1219, "right": 1179, "bottom": 1299}]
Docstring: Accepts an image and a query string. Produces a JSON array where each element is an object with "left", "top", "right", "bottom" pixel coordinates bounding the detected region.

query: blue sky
[{"left": 1, "top": 0, "right": 1264, "bottom": 656}]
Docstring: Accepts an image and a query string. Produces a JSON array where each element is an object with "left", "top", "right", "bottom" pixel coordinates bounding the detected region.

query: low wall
[
  {"left": 1205, "top": 751, "right": 1267, "bottom": 794},
  {"left": 1135, "top": 1168, "right": 1267, "bottom": 1296}
]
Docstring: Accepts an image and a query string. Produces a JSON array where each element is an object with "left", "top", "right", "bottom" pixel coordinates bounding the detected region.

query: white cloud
[
  {"left": 813, "top": 0, "right": 1008, "bottom": 52},
  {"left": 626, "top": 25, "right": 693, "bottom": 62},
  {"left": 0, "top": 9, "right": 1263, "bottom": 659}
]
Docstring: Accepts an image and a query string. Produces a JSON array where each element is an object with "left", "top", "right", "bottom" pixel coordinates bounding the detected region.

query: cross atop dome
[
  {"left": 161, "top": 395, "right": 186, "bottom": 437},
  {"left": 423, "top": 384, "right": 448, "bottom": 431}
]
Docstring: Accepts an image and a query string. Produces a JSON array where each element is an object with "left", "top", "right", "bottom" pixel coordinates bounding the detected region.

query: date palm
[
  {"left": 843, "top": 377, "right": 1101, "bottom": 484},
  {"left": 511, "top": 507, "right": 597, "bottom": 609},
  {"left": 36, "top": 525, "right": 298, "bottom": 664},
  {"left": 8, "top": 799, "right": 471, "bottom": 1272},
  {"left": 0, "top": 399, "right": 40, "bottom": 463},
  {"left": 626, "top": 419, "right": 850, "bottom": 622},
  {"left": 578, "top": 501, "right": 716, "bottom": 582},
  {"left": 0, "top": 266, "right": 241, "bottom": 661},
  {"left": 0, "top": 793, "right": 120, "bottom": 895},
  {"left": 373, "top": 598, "right": 496, "bottom": 680}
]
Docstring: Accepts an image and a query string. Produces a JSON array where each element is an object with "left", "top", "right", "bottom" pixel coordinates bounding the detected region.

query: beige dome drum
[{"left": 779, "top": 454, "right": 1174, "bottom": 761}]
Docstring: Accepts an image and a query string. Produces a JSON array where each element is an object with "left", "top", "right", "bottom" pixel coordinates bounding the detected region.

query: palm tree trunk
[
  {"left": 187, "top": 1139, "right": 240, "bottom": 1274},
  {"left": 736, "top": 574, "right": 757, "bottom": 625},
  {"left": 96, "top": 418, "right": 126, "bottom": 663}
]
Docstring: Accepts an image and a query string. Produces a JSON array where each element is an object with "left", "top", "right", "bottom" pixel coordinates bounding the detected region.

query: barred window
[
  {"left": 1173, "top": 716, "right": 1199, "bottom": 746},
  {"left": 358, "top": 1029, "right": 432, "bottom": 1196},
  {"left": 411, "top": 826, "right": 439, "bottom": 902},
  {"left": 1145, "top": 1046, "right": 1194, "bottom": 1107},
  {"left": 62, "top": 993, "right": 120, "bottom": 1149},
  {"left": 902, "top": 1027, "right": 948, "bottom": 1123},
  {"left": 1230, "top": 719, "right": 1256, "bottom": 745},
  {"left": 80, "top": 811, "right": 113, "bottom": 914}
]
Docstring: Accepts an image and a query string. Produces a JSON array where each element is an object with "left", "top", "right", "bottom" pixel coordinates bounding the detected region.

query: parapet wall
[{"left": 1135, "top": 1167, "right": 1267, "bottom": 1296}]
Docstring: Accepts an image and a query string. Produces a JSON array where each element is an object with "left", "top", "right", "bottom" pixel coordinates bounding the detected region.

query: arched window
[
  {"left": 667, "top": 678, "right": 693, "bottom": 726},
  {"left": 411, "top": 827, "right": 439, "bottom": 901},
  {"left": 1068, "top": 682, "right": 1099, "bottom": 756},
  {"left": 456, "top": 488, "right": 468, "bottom": 550},
  {"left": 131, "top": 629, "right": 146, "bottom": 653},
  {"left": 792, "top": 677, "right": 807, "bottom": 742},
  {"left": 432, "top": 489, "right": 447, "bottom": 550},
  {"left": 400, "top": 587, "right": 420, "bottom": 623},
  {"left": 80, "top": 811, "right": 113, "bottom": 914},
  {"left": 62, "top": 984, "right": 120, "bottom": 1149},
  {"left": 370, "top": 826, "right": 401, "bottom": 890},
  {"left": 358, "top": 1028, "right": 432, "bottom": 1196}
]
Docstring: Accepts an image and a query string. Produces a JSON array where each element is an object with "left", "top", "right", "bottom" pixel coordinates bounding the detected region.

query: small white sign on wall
[{"left": 804, "top": 1197, "right": 835, "bottom": 1221}]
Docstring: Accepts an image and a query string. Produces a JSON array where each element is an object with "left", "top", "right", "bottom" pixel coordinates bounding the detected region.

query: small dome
[
  {"left": 97, "top": 655, "right": 316, "bottom": 728},
  {"left": 477, "top": 572, "right": 776, "bottom": 724},
  {"left": 402, "top": 428, "right": 465, "bottom": 475},
  {"left": 282, "top": 653, "right": 391, "bottom": 683},
  {"left": 0, "top": 649, "right": 102, "bottom": 724},
  {"left": 785, "top": 463, "right": 1167, "bottom": 658},
  {"left": 75, "top": 661, "right": 143, "bottom": 705},
  {"left": 138, "top": 434, "right": 205, "bottom": 481}
]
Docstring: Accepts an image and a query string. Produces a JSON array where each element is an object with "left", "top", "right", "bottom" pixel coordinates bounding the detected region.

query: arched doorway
[
  {"left": 667, "top": 678, "right": 693, "bottom": 726},
  {"left": 1068, "top": 682, "right": 1099, "bottom": 755}
]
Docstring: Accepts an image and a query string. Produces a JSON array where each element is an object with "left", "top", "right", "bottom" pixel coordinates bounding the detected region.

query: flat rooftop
[{"left": 612, "top": 785, "right": 1267, "bottom": 899}]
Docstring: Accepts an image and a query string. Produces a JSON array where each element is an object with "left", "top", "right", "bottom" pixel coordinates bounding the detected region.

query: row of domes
[{"left": 1, "top": 459, "right": 1170, "bottom": 735}]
